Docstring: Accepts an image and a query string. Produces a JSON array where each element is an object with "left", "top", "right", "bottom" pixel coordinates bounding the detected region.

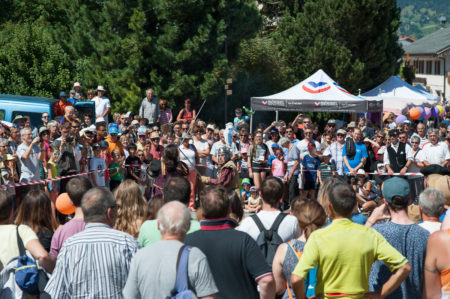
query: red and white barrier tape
[{"left": 0, "top": 168, "right": 117, "bottom": 190}]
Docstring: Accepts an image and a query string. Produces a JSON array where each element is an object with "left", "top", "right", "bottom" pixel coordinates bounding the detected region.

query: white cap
[
  {"left": 73, "top": 82, "right": 81, "bottom": 87},
  {"left": 207, "top": 124, "right": 215, "bottom": 130},
  {"left": 97, "top": 85, "right": 106, "bottom": 91},
  {"left": 95, "top": 117, "right": 106, "bottom": 124},
  {"left": 131, "top": 120, "right": 139, "bottom": 125}
]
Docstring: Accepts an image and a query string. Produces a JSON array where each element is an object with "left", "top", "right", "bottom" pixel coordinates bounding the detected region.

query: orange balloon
[
  {"left": 55, "top": 193, "right": 75, "bottom": 215},
  {"left": 409, "top": 107, "right": 421, "bottom": 120}
]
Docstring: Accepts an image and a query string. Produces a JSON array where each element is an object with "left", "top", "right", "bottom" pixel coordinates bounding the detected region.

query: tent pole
[
  {"left": 276, "top": 110, "right": 279, "bottom": 122},
  {"left": 250, "top": 113, "right": 253, "bottom": 134}
]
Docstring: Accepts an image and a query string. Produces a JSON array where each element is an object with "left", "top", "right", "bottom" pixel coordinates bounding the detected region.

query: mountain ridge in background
[{"left": 397, "top": 0, "right": 449, "bottom": 39}]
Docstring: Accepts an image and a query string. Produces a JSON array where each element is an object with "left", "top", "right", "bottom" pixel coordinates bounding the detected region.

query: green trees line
[{"left": 0, "top": 0, "right": 402, "bottom": 123}]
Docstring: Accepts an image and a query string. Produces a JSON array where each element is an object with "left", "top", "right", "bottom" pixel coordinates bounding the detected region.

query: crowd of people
[{"left": 0, "top": 83, "right": 450, "bottom": 298}]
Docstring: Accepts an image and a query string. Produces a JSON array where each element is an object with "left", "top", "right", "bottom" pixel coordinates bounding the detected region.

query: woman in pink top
[{"left": 271, "top": 147, "right": 286, "bottom": 180}]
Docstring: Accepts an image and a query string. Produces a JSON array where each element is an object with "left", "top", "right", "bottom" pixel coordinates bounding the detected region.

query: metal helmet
[{"left": 217, "top": 146, "right": 232, "bottom": 162}]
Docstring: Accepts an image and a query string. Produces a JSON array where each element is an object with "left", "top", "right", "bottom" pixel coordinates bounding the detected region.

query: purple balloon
[
  {"left": 431, "top": 106, "right": 439, "bottom": 117},
  {"left": 424, "top": 107, "right": 432, "bottom": 120},
  {"left": 395, "top": 115, "right": 407, "bottom": 124},
  {"left": 417, "top": 107, "right": 425, "bottom": 120}
]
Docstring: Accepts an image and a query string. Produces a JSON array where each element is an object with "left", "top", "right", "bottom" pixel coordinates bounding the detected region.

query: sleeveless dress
[{"left": 281, "top": 239, "right": 306, "bottom": 299}]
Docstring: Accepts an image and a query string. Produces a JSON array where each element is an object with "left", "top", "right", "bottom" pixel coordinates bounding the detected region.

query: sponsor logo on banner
[
  {"left": 262, "top": 100, "right": 268, "bottom": 105},
  {"left": 314, "top": 102, "right": 321, "bottom": 107},
  {"left": 302, "top": 81, "right": 331, "bottom": 93},
  {"left": 333, "top": 82, "right": 351, "bottom": 94}
]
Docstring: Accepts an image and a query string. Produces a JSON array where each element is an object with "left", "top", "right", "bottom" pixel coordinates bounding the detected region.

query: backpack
[
  {"left": 15, "top": 226, "right": 40, "bottom": 295},
  {"left": 167, "top": 245, "right": 194, "bottom": 299},
  {"left": 345, "top": 137, "right": 356, "bottom": 160},
  {"left": 251, "top": 213, "right": 287, "bottom": 266}
]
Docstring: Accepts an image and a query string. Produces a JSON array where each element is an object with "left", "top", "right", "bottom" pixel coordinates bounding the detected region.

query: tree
[
  {"left": 275, "top": 0, "right": 402, "bottom": 93},
  {"left": 0, "top": 22, "right": 71, "bottom": 98},
  {"left": 48, "top": 0, "right": 262, "bottom": 115}
]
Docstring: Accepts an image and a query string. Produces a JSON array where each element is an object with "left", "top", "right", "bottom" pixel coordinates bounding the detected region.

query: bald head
[
  {"left": 82, "top": 187, "right": 115, "bottom": 222},
  {"left": 157, "top": 201, "right": 191, "bottom": 237}
]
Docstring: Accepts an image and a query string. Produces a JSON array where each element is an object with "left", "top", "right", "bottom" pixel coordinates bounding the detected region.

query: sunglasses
[
  {"left": 151, "top": 138, "right": 160, "bottom": 141},
  {"left": 110, "top": 133, "right": 117, "bottom": 136},
  {"left": 42, "top": 116, "right": 49, "bottom": 118},
  {"left": 305, "top": 132, "right": 312, "bottom": 135},
  {"left": 72, "top": 125, "right": 81, "bottom": 129},
  {"left": 411, "top": 141, "right": 419, "bottom": 144},
  {"left": 337, "top": 134, "right": 345, "bottom": 137}
]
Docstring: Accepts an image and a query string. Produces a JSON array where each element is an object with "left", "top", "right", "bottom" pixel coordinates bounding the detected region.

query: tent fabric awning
[{"left": 250, "top": 69, "right": 382, "bottom": 113}]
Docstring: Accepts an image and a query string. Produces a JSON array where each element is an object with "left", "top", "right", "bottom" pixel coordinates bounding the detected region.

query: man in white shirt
[
  {"left": 296, "top": 127, "right": 321, "bottom": 159},
  {"left": 420, "top": 128, "right": 450, "bottom": 167},
  {"left": 139, "top": 88, "right": 159, "bottom": 125},
  {"left": 383, "top": 129, "right": 413, "bottom": 175},
  {"left": 91, "top": 85, "right": 111, "bottom": 123},
  {"left": 16, "top": 128, "right": 44, "bottom": 183}
]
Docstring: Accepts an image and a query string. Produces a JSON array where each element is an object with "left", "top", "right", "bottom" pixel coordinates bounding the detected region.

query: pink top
[
  {"left": 50, "top": 218, "right": 86, "bottom": 257},
  {"left": 272, "top": 159, "right": 285, "bottom": 177}
]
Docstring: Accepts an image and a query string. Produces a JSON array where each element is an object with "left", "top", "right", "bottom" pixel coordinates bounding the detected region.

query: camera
[{"left": 66, "top": 136, "right": 74, "bottom": 143}]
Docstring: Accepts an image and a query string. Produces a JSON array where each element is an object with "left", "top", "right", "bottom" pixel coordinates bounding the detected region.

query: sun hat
[
  {"left": 137, "top": 126, "right": 147, "bottom": 135},
  {"left": 241, "top": 178, "right": 251, "bottom": 186}
]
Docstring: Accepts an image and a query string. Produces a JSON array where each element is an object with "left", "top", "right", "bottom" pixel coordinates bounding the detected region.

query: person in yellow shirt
[
  {"left": 106, "top": 126, "right": 124, "bottom": 156},
  {"left": 291, "top": 183, "right": 411, "bottom": 299}
]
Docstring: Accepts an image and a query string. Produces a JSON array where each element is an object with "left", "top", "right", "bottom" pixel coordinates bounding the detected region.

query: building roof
[{"left": 404, "top": 26, "right": 450, "bottom": 55}]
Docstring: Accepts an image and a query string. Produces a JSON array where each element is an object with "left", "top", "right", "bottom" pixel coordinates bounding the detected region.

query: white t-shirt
[
  {"left": 237, "top": 210, "right": 299, "bottom": 242},
  {"left": 193, "top": 138, "right": 211, "bottom": 166},
  {"left": 296, "top": 139, "right": 322, "bottom": 158},
  {"left": 16, "top": 143, "right": 41, "bottom": 183},
  {"left": 179, "top": 144, "right": 196, "bottom": 170},
  {"left": 90, "top": 157, "right": 107, "bottom": 187},
  {"left": 418, "top": 221, "right": 441, "bottom": 234},
  {"left": 0, "top": 224, "right": 37, "bottom": 270},
  {"left": 92, "top": 96, "right": 111, "bottom": 122},
  {"left": 420, "top": 142, "right": 450, "bottom": 165}
]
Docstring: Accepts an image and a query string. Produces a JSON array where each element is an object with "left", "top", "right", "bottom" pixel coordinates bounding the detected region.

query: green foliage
[
  {"left": 275, "top": 0, "right": 402, "bottom": 94},
  {"left": 398, "top": 0, "right": 450, "bottom": 39},
  {"left": 400, "top": 65, "right": 415, "bottom": 84},
  {"left": 0, "top": 22, "right": 71, "bottom": 98}
]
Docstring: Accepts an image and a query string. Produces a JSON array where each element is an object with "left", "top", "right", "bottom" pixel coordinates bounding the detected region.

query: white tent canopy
[
  {"left": 251, "top": 69, "right": 382, "bottom": 113},
  {"left": 362, "top": 76, "right": 438, "bottom": 114}
]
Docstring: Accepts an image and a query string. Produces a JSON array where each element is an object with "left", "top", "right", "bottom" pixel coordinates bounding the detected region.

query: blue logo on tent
[{"left": 302, "top": 81, "right": 330, "bottom": 94}]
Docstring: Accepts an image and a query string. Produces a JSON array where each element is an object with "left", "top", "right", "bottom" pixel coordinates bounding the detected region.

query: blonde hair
[
  {"left": 113, "top": 180, "right": 148, "bottom": 237},
  {"left": 113, "top": 113, "right": 121, "bottom": 123},
  {"left": 317, "top": 176, "right": 346, "bottom": 217}
]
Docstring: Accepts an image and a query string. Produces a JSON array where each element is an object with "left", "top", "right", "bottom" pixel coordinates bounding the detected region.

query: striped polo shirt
[{"left": 45, "top": 222, "right": 139, "bottom": 299}]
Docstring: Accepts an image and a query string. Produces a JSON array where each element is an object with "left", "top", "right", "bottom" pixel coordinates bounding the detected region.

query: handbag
[{"left": 15, "top": 226, "right": 40, "bottom": 295}]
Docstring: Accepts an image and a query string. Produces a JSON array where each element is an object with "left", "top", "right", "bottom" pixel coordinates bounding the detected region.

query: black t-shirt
[
  {"left": 125, "top": 156, "right": 141, "bottom": 181},
  {"left": 185, "top": 228, "right": 271, "bottom": 299},
  {"left": 37, "top": 228, "right": 54, "bottom": 252}
]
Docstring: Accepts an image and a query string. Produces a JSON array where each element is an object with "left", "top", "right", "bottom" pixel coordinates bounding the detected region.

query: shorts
[
  {"left": 303, "top": 181, "right": 316, "bottom": 190},
  {"left": 251, "top": 162, "right": 267, "bottom": 173}
]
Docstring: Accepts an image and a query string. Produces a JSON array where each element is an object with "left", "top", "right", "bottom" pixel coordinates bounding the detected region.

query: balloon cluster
[{"left": 407, "top": 105, "right": 445, "bottom": 121}]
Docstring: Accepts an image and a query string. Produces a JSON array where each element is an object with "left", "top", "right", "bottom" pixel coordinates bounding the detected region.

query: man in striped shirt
[{"left": 45, "top": 188, "right": 139, "bottom": 299}]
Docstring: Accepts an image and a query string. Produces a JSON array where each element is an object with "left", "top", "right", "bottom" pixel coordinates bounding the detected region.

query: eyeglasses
[
  {"left": 305, "top": 132, "right": 312, "bottom": 135},
  {"left": 72, "top": 125, "right": 80, "bottom": 129},
  {"left": 303, "top": 121, "right": 311, "bottom": 124},
  {"left": 411, "top": 141, "right": 419, "bottom": 144},
  {"left": 151, "top": 138, "right": 160, "bottom": 141}
]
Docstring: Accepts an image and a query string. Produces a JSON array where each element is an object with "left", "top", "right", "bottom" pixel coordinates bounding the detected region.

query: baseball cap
[
  {"left": 99, "top": 140, "right": 109, "bottom": 148},
  {"left": 206, "top": 124, "right": 215, "bottom": 130},
  {"left": 249, "top": 186, "right": 258, "bottom": 192},
  {"left": 131, "top": 120, "right": 139, "bottom": 126},
  {"left": 59, "top": 91, "right": 67, "bottom": 97},
  {"left": 109, "top": 127, "right": 118, "bottom": 134},
  {"left": 271, "top": 143, "right": 280, "bottom": 148},
  {"left": 337, "top": 129, "right": 346, "bottom": 135},
  {"left": 92, "top": 143, "right": 101, "bottom": 150},
  {"left": 388, "top": 129, "right": 399, "bottom": 137},
  {"left": 38, "top": 126, "right": 49, "bottom": 135},
  {"left": 327, "top": 119, "right": 337, "bottom": 124},
  {"left": 269, "top": 128, "right": 279, "bottom": 134},
  {"left": 69, "top": 89, "right": 76, "bottom": 94},
  {"left": 382, "top": 177, "right": 410, "bottom": 204},
  {"left": 307, "top": 141, "right": 316, "bottom": 149},
  {"left": 137, "top": 126, "right": 147, "bottom": 135}
]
